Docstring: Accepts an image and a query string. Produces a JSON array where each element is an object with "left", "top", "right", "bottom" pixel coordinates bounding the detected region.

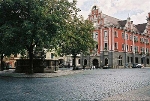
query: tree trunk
[
  {"left": 0, "top": 54, "right": 4, "bottom": 71},
  {"left": 73, "top": 54, "right": 77, "bottom": 70},
  {"left": 27, "top": 45, "right": 34, "bottom": 74}
]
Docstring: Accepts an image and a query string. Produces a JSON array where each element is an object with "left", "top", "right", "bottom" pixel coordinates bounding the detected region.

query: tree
[
  {"left": 56, "top": 15, "right": 96, "bottom": 70},
  {"left": 0, "top": 24, "right": 24, "bottom": 71},
  {"left": 0, "top": 0, "right": 79, "bottom": 73}
]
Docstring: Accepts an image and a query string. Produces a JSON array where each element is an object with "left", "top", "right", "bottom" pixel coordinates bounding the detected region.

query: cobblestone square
[{"left": 0, "top": 68, "right": 150, "bottom": 101}]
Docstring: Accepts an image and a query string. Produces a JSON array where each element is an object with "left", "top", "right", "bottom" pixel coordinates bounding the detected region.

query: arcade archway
[
  {"left": 92, "top": 59, "right": 99, "bottom": 68},
  {"left": 105, "top": 58, "right": 108, "bottom": 65}
]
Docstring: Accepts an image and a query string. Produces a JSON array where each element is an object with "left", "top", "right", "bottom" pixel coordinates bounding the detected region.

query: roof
[
  {"left": 135, "top": 23, "right": 147, "bottom": 33},
  {"left": 118, "top": 20, "right": 127, "bottom": 27},
  {"left": 103, "top": 14, "right": 120, "bottom": 25}
]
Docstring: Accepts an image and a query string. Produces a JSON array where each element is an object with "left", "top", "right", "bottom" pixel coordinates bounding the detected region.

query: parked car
[
  {"left": 132, "top": 63, "right": 143, "bottom": 68},
  {"left": 136, "top": 64, "right": 144, "bottom": 68}
]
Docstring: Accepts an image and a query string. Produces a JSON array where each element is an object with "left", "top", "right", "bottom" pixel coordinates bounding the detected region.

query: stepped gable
[{"left": 135, "top": 23, "right": 147, "bottom": 33}]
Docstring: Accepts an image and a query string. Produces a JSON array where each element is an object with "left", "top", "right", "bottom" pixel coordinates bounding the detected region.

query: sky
[{"left": 69, "top": 0, "right": 150, "bottom": 24}]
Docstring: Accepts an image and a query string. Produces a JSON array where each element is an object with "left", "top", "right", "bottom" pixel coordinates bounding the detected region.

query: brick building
[
  {"left": 3, "top": 5, "right": 150, "bottom": 69},
  {"left": 82, "top": 5, "right": 150, "bottom": 68}
]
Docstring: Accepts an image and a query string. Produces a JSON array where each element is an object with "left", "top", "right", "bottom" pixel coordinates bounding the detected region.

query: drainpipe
[
  {"left": 144, "top": 37, "right": 146, "bottom": 67},
  {"left": 124, "top": 31, "right": 127, "bottom": 68},
  {"left": 132, "top": 32, "right": 135, "bottom": 64}
]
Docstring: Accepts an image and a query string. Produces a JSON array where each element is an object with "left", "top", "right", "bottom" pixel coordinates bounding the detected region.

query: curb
[{"left": 0, "top": 69, "right": 83, "bottom": 78}]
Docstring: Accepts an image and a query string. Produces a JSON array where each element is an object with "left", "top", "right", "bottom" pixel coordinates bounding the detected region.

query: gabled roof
[
  {"left": 118, "top": 20, "right": 127, "bottom": 27},
  {"left": 103, "top": 14, "right": 128, "bottom": 28},
  {"left": 135, "top": 23, "right": 147, "bottom": 33},
  {"left": 103, "top": 14, "right": 120, "bottom": 25}
]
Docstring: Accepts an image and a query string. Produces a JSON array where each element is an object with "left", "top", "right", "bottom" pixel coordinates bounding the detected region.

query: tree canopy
[
  {"left": 56, "top": 15, "right": 96, "bottom": 69},
  {"left": 0, "top": 0, "right": 80, "bottom": 73},
  {"left": 0, "top": 0, "right": 96, "bottom": 71}
]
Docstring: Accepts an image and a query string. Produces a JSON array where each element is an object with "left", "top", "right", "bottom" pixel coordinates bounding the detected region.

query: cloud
[{"left": 74, "top": 0, "right": 150, "bottom": 24}]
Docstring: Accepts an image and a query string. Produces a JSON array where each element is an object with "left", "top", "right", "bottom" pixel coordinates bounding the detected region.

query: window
[
  {"left": 96, "top": 44, "right": 98, "bottom": 49},
  {"left": 147, "top": 58, "right": 149, "bottom": 64},
  {"left": 130, "top": 34, "right": 132, "bottom": 40},
  {"left": 135, "top": 57, "right": 138, "bottom": 63},
  {"left": 131, "top": 57, "right": 133, "bottom": 63},
  {"left": 14, "top": 54, "right": 17, "bottom": 57},
  {"left": 140, "top": 38, "right": 142, "bottom": 42},
  {"left": 114, "top": 31, "right": 118, "bottom": 37},
  {"left": 134, "top": 46, "right": 139, "bottom": 53},
  {"left": 146, "top": 48, "right": 149, "bottom": 53},
  {"left": 141, "top": 47, "right": 145, "bottom": 53},
  {"left": 122, "top": 44, "right": 125, "bottom": 50},
  {"left": 126, "top": 45, "right": 128, "bottom": 51},
  {"left": 84, "top": 59, "right": 87, "bottom": 65},
  {"left": 93, "top": 32, "right": 98, "bottom": 39},
  {"left": 140, "top": 47, "right": 143, "bottom": 53},
  {"left": 104, "top": 31, "right": 108, "bottom": 38},
  {"left": 134, "top": 36, "right": 138, "bottom": 42},
  {"left": 141, "top": 58, "right": 143, "bottom": 64},
  {"left": 135, "top": 46, "right": 138, "bottom": 53},
  {"left": 145, "top": 38, "right": 149, "bottom": 44},
  {"left": 51, "top": 53, "right": 54, "bottom": 59},
  {"left": 127, "top": 56, "right": 130, "bottom": 63},
  {"left": 78, "top": 59, "right": 80, "bottom": 64},
  {"left": 122, "top": 32, "right": 125, "bottom": 39},
  {"left": 118, "top": 55, "right": 122, "bottom": 66},
  {"left": 114, "top": 43, "right": 118, "bottom": 49},
  {"left": 142, "top": 38, "right": 144, "bottom": 43},
  {"left": 130, "top": 46, "right": 132, "bottom": 52},
  {"left": 104, "top": 43, "right": 108, "bottom": 50}
]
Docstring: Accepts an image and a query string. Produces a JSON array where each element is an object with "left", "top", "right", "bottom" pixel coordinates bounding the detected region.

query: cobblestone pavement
[
  {"left": 0, "top": 68, "right": 150, "bottom": 101},
  {"left": 0, "top": 69, "right": 83, "bottom": 78}
]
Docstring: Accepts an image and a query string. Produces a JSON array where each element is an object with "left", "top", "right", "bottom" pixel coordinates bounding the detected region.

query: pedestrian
[
  {"left": 93, "top": 65, "right": 95, "bottom": 69},
  {"left": 68, "top": 63, "right": 70, "bottom": 68},
  {"left": 90, "top": 66, "right": 92, "bottom": 70}
]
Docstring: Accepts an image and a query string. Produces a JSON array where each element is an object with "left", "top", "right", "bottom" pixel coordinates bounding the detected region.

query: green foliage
[
  {"left": 0, "top": 0, "right": 82, "bottom": 72},
  {"left": 0, "top": 0, "right": 79, "bottom": 55},
  {"left": 56, "top": 15, "right": 96, "bottom": 56}
]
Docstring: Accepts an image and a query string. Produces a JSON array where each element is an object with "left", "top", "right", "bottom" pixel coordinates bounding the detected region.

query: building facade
[
  {"left": 82, "top": 5, "right": 150, "bottom": 68},
  {"left": 2, "top": 5, "right": 150, "bottom": 69}
]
